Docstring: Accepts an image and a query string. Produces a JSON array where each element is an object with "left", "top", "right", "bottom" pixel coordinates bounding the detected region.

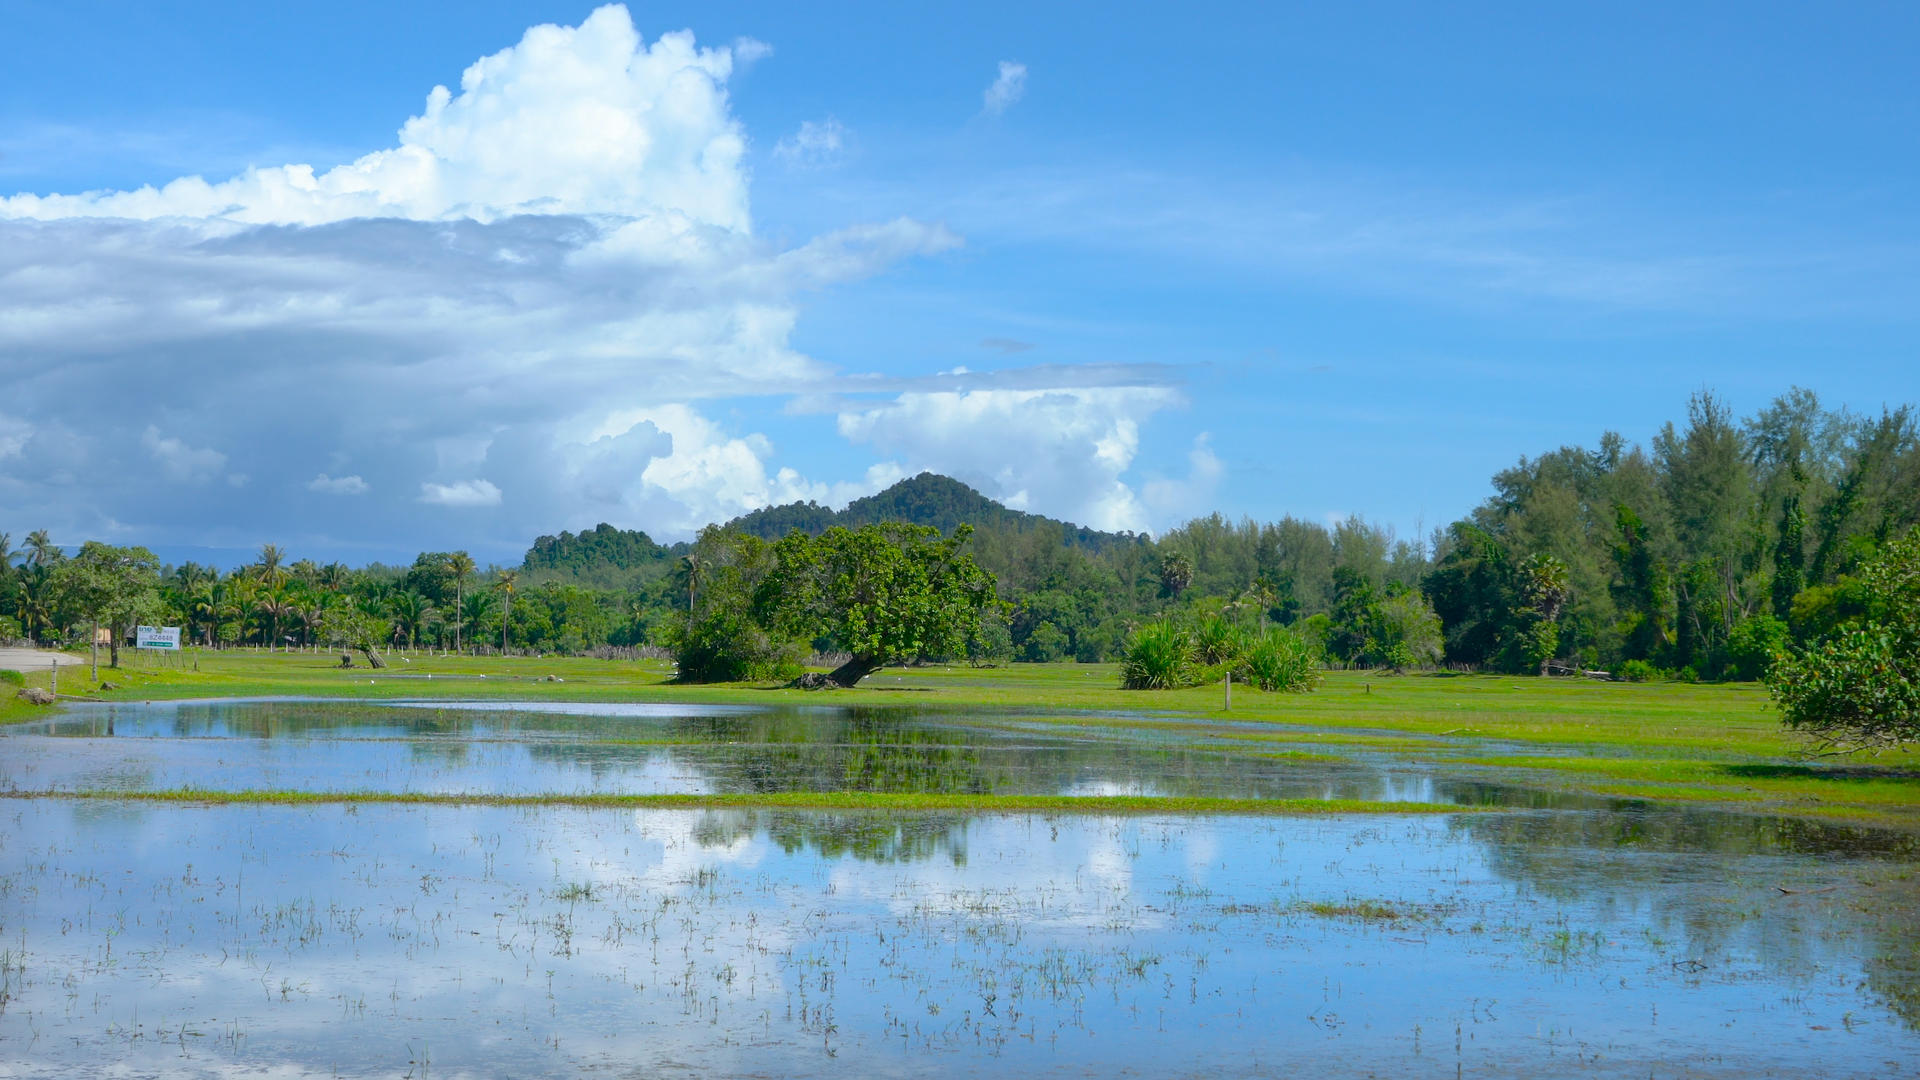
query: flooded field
[
  {"left": 2, "top": 698, "right": 1578, "bottom": 807},
  {"left": 2, "top": 699, "right": 1917, "bottom": 1077}
]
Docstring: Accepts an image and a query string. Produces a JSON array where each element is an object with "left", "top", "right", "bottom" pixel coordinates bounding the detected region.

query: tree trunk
[
  {"left": 360, "top": 646, "right": 387, "bottom": 670},
  {"left": 90, "top": 621, "right": 99, "bottom": 682},
  {"left": 827, "top": 654, "right": 884, "bottom": 688}
]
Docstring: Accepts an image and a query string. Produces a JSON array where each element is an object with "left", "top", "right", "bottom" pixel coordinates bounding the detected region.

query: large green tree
[
  {"left": 764, "top": 523, "right": 1000, "bottom": 687},
  {"left": 51, "top": 542, "right": 162, "bottom": 679}
]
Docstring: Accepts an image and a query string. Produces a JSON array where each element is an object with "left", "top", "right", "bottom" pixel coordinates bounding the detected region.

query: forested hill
[
  {"left": 518, "top": 474, "right": 1144, "bottom": 589},
  {"left": 521, "top": 522, "right": 674, "bottom": 587},
  {"left": 723, "top": 473, "right": 1146, "bottom": 554}
]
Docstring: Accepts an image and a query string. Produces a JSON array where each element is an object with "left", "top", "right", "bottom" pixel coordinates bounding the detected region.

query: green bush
[
  {"left": 0, "top": 616, "right": 21, "bottom": 643},
  {"left": 1615, "top": 659, "right": 1661, "bottom": 683},
  {"left": 0, "top": 669, "right": 24, "bottom": 687},
  {"left": 1193, "top": 615, "right": 1246, "bottom": 666},
  {"left": 1236, "top": 627, "right": 1322, "bottom": 692},
  {"left": 1120, "top": 619, "right": 1195, "bottom": 690},
  {"left": 1021, "top": 620, "right": 1071, "bottom": 663},
  {"left": 1726, "top": 614, "right": 1790, "bottom": 681},
  {"left": 669, "top": 607, "right": 800, "bottom": 683}
]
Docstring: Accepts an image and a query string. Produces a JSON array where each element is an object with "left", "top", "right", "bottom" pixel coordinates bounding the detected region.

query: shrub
[
  {"left": 1726, "top": 614, "right": 1790, "bottom": 681},
  {"left": 1236, "top": 627, "right": 1322, "bottom": 692},
  {"left": 0, "top": 669, "right": 24, "bottom": 687},
  {"left": 1615, "top": 659, "right": 1660, "bottom": 683},
  {"left": 1022, "top": 620, "right": 1071, "bottom": 663},
  {"left": 1193, "top": 615, "right": 1246, "bottom": 666},
  {"left": 1376, "top": 640, "right": 1417, "bottom": 674},
  {"left": 1120, "top": 619, "right": 1195, "bottom": 690},
  {"left": 669, "top": 606, "right": 800, "bottom": 683}
]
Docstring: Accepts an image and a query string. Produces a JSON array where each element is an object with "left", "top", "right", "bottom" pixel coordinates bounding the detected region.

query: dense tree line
[
  {"left": 1426, "top": 389, "right": 1917, "bottom": 679},
  {"left": 2, "top": 388, "right": 1911, "bottom": 687},
  {"left": 0, "top": 540, "right": 652, "bottom": 663}
]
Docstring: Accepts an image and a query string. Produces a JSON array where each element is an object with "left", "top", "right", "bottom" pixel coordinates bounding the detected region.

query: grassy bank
[{"left": 5, "top": 646, "right": 1916, "bottom": 828}]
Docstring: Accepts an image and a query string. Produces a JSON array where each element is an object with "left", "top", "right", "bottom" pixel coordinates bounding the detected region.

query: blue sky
[{"left": 3, "top": 1, "right": 1917, "bottom": 565}]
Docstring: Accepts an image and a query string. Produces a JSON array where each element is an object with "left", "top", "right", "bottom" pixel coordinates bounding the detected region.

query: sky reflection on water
[
  {"left": 1, "top": 698, "right": 1916, "bottom": 1077},
  {"left": 0, "top": 801, "right": 1915, "bottom": 1078}
]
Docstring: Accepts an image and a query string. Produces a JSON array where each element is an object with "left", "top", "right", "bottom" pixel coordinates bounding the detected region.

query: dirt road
[{"left": 0, "top": 647, "right": 81, "bottom": 673}]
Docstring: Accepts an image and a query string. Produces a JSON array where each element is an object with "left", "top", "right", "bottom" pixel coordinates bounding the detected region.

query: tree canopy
[
  {"left": 1767, "top": 527, "right": 1920, "bottom": 751},
  {"left": 762, "top": 523, "right": 1000, "bottom": 687}
]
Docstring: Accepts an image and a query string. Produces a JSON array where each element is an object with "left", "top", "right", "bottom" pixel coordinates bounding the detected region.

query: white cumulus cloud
[
  {"left": 836, "top": 386, "right": 1187, "bottom": 533},
  {"left": 0, "top": 5, "right": 957, "bottom": 553},
  {"left": 0, "top": 5, "right": 749, "bottom": 229},
  {"left": 419, "top": 479, "right": 503, "bottom": 508},
  {"left": 983, "top": 61, "right": 1027, "bottom": 115}
]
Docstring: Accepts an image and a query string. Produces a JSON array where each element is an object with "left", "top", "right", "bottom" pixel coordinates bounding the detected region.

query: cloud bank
[{"left": 0, "top": 7, "right": 1190, "bottom": 558}]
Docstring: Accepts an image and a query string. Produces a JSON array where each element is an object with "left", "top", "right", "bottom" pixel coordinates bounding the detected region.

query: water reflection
[
  {"left": 0, "top": 802, "right": 1913, "bottom": 1078},
  {"left": 2, "top": 700, "right": 1481, "bottom": 803}
]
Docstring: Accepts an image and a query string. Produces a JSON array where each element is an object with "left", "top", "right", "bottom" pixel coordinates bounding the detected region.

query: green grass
[
  {"left": 6, "top": 646, "right": 1916, "bottom": 828},
  {"left": 1294, "top": 899, "right": 1426, "bottom": 922},
  {"left": 0, "top": 788, "right": 1476, "bottom": 815}
]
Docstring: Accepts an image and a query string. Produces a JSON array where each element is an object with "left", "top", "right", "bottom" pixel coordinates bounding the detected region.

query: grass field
[{"left": 5, "top": 646, "right": 1916, "bottom": 828}]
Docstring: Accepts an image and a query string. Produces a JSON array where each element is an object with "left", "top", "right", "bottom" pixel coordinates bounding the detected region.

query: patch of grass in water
[{"left": 1294, "top": 898, "right": 1423, "bottom": 922}]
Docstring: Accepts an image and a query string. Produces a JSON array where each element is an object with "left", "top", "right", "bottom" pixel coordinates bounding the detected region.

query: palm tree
[
  {"left": 494, "top": 570, "right": 519, "bottom": 655},
  {"left": 389, "top": 590, "right": 436, "bottom": 651},
  {"left": 460, "top": 590, "right": 497, "bottom": 649},
  {"left": 255, "top": 581, "right": 295, "bottom": 651},
  {"left": 189, "top": 579, "right": 220, "bottom": 647},
  {"left": 222, "top": 577, "right": 257, "bottom": 647},
  {"left": 18, "top": 565, "right": 53, "bottom": 644},
  {"left": 1244, "top": 577, "right": 1278, "bottom": 630},
  {"left": 24, "top": 530, "right": 57, "bottom": 568},
  {"left": 1519, "top": 553, "right": 1571, "bottom": 677},
  {"left": 446, "top": 551, "right": 476, "bottom": 653},
  {"left": 0, "top": 533, "right": 15, "bottom": 572},
  {"left": 256, "top": 544, "right": 287, "bottom": 588},
  {"left": 319, "top": 562, "right": 349, "bottom": 593},
  {"left": 678, "top": 554, "right": 707, "bottom": 620},
  {"left": 292, "top": 585, "right": 327, "bottom": 647}
]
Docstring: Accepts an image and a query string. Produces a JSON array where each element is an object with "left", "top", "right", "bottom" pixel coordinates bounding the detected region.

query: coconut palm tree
[
  {"left": 389, "top": 590, "right": 436, "bottom": 651},
  {"left": 0, "top": 533, "right": 15, "bottom": 573},
  {"left": 18, "top": 565, "right": 53, "bottom": 644},
  {"left": 494, "top": 570, "right": 519, "bottom": 655},
  {"left": 446, "top": 551, "right": 476, "bottom": 653},
  {"left": 319, "top": 562, "right": 349, "bottom": 593},
  {"left": 460, "top": 590, "right": 497, "bottom": 648},
  {"left": 221, "top": 577, "right": 257, "bottom": 646},
  {"left": 255, "top": 581, "right": 295, "bottom": 651},
  {"left": 256, "top": 544, "right": 287, "bottom": 588},
  {"left": 677, "top": 554, "right": 706, "bottom": 620},
  {"left": 24, "top": 530, "right": 57, "bottom": 568},
  {"left": 292, "top": 584, "right": 327, "bottom": 647},
  {"left": 188, "top": 579, "right": 220, "bottom": 646}
]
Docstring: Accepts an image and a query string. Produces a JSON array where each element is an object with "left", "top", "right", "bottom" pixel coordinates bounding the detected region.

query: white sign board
[{"left": 136, "top": 625, "right": 181, "bottom": 651}]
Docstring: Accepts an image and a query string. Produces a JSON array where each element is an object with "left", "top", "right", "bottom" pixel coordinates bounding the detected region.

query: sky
[{"left": 3, "top": 1, "right": 1917, "bottom": 566}]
